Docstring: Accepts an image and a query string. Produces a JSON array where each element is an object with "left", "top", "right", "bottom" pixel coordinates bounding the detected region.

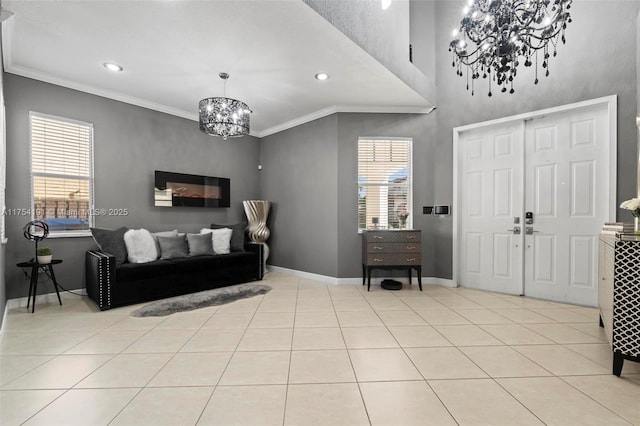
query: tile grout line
[
  {"left": 280, "top": 275, "right": 301, "bottom": 426},
  {"left": 330, "top": 282, "right": 373, "bottom": 425},
  {"left": 555, "top": 375, "right": 636, "bottom": 425}
]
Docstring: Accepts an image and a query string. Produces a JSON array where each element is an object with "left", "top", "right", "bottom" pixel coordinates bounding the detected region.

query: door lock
[
  {"left": 525, "top": 211, "right": 534, "bottom": 224},
  {"left": 507, "top": 226, "right": 521, "bottom": 234},
  {"left": 525, "top": 227, "right": 539, "bottom": 235}
]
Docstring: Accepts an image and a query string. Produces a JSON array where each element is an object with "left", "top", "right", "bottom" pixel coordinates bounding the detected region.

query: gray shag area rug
[{"left": 131, "top": 283, "right": 272, "bottom": 317}]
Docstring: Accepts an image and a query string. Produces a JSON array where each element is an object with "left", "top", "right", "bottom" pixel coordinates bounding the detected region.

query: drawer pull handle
[
  {"left": 373, "top": 236, "right": 383, "bottom": 239},
  {"left": 373, "top": 246, "right": 384, "bottom": 250},
  {"left": 406, "top": 246, "right": 416, "bottom": 249},
  {"left": 406, "top": 258, "right": 416, "bottom": 262},
  {"left": 407, "top": 236, "right": 416, "bottom": 239},
  {"left": 373, "top": 258, "right": 384, "bottom": 262}
]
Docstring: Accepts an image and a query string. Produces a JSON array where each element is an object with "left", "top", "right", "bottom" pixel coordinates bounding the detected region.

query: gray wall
[
  {"left": 4, "top": 74, "right": 261, "bottom": 299},
  {"left": 431, "top": 0, "right": 640, "bottom": 278},
  {"left": 260, "top": 111, "right": 439, "bottom": 279},
  {"left": 336, "top": 112, "right": 437, "bottom": 278},
  {"left": 303, "top": 0, "right": 436, "bottom": 103},
  {"left": 259, "top": 115, "right": 339, "bottom": 277},
  {"left": 409, "top": 0, "right": 436, "bottom": 93},
  {"left": 0, "top": 31, "right": 5, "bottom": 327}
]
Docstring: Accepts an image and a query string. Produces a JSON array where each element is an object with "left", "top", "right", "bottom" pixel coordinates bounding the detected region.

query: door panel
[
  {"left": 459, "top": 122, "right": 524, "bottom": 295},
  {"left": 532, "top": 234, "right": 555, "bottom": 283},
  {"left": 493, "top": 234, "right": 513, "bottom": 278},
  {"left": 534, "top": 164, "right": 557, "bottom": 216},
  {"left": 570, "top": 161, "right": 594, "bottom": 216},
  {"left": 570, "top": 236, "right": 594, "bottom": 288},
  {"left": 465, "top": 232, "right": 482, "bottom": 273},
  {"left": 524, "top": 103, "right": 609, "bottom": 305}
]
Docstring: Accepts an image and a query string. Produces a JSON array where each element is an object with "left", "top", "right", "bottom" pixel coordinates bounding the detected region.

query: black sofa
[{"left": 85, "top": 239, "right": 264, "bottom": 311}]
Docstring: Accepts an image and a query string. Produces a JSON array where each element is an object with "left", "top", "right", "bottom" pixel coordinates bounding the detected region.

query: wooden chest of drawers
[{"left": 362, "top": 230, "right": 422, "bottom": 291}]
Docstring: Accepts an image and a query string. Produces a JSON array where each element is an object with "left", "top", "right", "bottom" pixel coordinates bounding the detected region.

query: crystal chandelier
[
  {"left": 199, "top": 73, "right": 251, "bottom": 139},
  {"left": 449, "top": 0, "right": 573, "bottom": 96}
]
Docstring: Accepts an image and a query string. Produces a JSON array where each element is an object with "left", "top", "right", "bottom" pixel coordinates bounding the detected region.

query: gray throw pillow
[
  {"left": 211, "top": 222, "right": 247, "bottom": 252},
  {"left": 157, "top": 235, "right": 189, "bottom": 259},
  {"left": 151, "top": 230, "right": 179, "bottom": 258},
  {"left": 187, "top": 233, "right": 214, "bottom": 256},
  {"left": 90, "top": 227, "right": 129, "bottom": 264}
]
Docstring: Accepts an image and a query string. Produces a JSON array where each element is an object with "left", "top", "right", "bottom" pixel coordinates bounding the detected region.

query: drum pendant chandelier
[
  {"left": 449, "top": 0, "right": 573, "bottom": 96},
  {"left": 199, "top": 73, "right": 251, "bottom": 140}
]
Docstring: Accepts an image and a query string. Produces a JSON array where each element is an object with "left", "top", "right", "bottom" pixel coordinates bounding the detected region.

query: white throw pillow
[
  {"left": 124, "top": 228, "right": 158, "bottom": 263},
  {"left": 201, "top": 227, "right": 232, "bottom": 254}
]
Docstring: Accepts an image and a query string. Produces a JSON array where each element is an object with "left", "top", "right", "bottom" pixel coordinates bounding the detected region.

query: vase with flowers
[
  {"left": 619, "top": 198, "right": 640, "bottom": 233},
  {"left": 397, "top": 210, "right": 409, "bottom": 229}
]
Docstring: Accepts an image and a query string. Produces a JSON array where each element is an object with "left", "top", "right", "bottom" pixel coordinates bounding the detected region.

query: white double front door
[{"left": 456, "top": 99, "right": 615, "bottom": 306}]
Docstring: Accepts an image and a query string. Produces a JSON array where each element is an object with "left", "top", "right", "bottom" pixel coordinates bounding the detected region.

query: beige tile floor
[{"left": 1, "top": 272, "right": 639, "bottom": 426}]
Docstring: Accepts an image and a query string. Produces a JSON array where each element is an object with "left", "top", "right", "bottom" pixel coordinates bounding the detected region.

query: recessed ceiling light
[
  {"left": 103, "top": 62, "right": 123, "bottom": 72},
  {"left": 381, "top": 0, "right": 392, "bottom": 10},
  {"left": 315, "top": 73, "right": 329, "bottom": 81}
]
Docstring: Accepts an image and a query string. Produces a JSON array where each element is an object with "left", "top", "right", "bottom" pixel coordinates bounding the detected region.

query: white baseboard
[
  {"left": 0, "top": 303, "right": 8, "bottom": 335},
  {"left": 268, "top": 266, "right": 342, "bottom": 285},
  {"left": 267, "top": 266, "right": 456, "bottom": 288},
  {"left": 5, "top": 288, "right": 87, "bottom": 310},
  {"left": 427, "top": 277, "right": 456, "bottom": 287}
]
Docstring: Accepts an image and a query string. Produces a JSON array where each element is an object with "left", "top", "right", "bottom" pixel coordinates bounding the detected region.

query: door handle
[
  {"left": 506, "top": 227, "right": 521, "bottom": 234},
  {"left": 525, "top": 227, "right": 539, "bottom": 235}
]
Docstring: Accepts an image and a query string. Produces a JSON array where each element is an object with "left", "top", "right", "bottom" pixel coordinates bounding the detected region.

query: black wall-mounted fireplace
[{"left": 154, "top": 170, "right": 230, "bottom": 208}]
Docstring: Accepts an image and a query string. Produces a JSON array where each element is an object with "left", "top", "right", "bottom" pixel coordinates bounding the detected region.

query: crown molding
[
  {"left": 255, "top": 104, "right": 435, "bottom": 138},
  {"left": 5, "top": 64, "right": 199, "bottom": 122}
]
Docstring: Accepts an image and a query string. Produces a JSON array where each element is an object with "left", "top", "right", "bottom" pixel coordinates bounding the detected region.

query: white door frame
[{"left": 452, "top": 95, "right": 617, "bottom": 290}]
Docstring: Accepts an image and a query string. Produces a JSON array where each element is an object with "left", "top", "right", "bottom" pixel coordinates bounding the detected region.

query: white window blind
[
  {"left": 30, "top": 112, "right": 94, "bottom": 235},
  {"left": 358, "top": 138, "right": 412, "bottom": 231}
]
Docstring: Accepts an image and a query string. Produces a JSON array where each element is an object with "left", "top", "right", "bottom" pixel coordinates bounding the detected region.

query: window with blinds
[
  {"left": 358, "top": 138, "right": 412, "bottom": 231},
  {"left": 30, "top": 112, "right": 94, "bottom": 235}
]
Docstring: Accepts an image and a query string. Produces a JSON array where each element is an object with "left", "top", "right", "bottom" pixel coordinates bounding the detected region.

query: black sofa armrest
[
  {"left": 85, "top": 250, "right": 116, "bottom": 310},
  {"left": 244, "top": 242, "right": 265, "bottom": 280}
]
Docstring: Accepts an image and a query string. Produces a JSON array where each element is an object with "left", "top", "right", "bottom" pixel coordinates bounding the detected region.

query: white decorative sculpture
[{"left": 243, "top": 200, "right": 271, "bottom": 273}]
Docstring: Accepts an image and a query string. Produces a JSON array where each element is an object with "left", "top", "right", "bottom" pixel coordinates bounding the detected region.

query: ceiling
[{"left": 2, "top": 0, "right": 433, "bottom": 138}]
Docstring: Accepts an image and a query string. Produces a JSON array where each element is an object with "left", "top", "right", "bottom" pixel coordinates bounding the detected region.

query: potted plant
[
  {"left": 397, "top": 210, "right": 409, "bottom": 229},
  {"left": 36, "top": 247, "right": 52, "bottom": 264}
]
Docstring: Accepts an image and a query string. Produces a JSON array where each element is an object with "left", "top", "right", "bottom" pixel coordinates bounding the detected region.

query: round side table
[{"left": 16, "top": 259, "right": 63, "bottom": 313}]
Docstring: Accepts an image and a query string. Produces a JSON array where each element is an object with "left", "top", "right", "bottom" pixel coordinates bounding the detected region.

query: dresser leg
[
  {"left": 362, "top": 264, "right": 366, "bottom": 286},
  {"left": 613, "top": 352, "right": 624, "bottom": 376},
  {"left": 367, "top": 268, "right": 372, "bottom": 292},
  {"left": 599, "top": 314, "right": 604, "bottom": 328},
  {"left": 417, "top": 267, "right": 422, "bottom": 291}
]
